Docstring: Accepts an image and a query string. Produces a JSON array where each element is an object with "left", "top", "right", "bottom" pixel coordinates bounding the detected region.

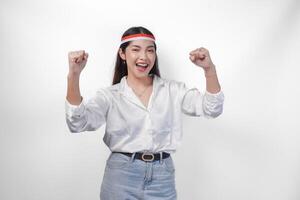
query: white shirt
[{"left": 65, "top": 74, "right": 224, "bottom": 154}]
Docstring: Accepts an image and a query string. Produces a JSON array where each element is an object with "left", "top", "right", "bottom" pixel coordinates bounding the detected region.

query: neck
[{"left": 126, "top": 74, "right": 153, "bottom": 89}]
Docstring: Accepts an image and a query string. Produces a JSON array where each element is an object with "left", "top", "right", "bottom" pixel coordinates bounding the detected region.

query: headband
[{"left": 120, "top": 33, "right": 155, "bottom": 45}]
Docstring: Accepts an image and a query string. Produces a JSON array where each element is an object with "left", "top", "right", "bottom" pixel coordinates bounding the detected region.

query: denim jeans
[{"left": 100, "top": 152, "right": 177, "bottom": 200}]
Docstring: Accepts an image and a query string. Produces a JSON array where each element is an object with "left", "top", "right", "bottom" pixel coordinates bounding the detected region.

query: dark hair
[{"left": 112, "top": 26, "right": 161, "bottom": 85}]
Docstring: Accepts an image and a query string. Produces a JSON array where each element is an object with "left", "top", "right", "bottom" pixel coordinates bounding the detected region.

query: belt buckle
[{"left": 141, "top": 152, "right": 154, "bottom": 162}]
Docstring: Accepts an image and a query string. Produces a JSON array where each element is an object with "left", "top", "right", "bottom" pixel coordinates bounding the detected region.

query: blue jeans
[{"left": 100, "top": 152, "right": 177, "bottom": 200}]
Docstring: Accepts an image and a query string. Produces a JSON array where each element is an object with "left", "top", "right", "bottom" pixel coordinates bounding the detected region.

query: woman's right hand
[{"left": 68, "top": 50, "right": 89, "bottom": 76}]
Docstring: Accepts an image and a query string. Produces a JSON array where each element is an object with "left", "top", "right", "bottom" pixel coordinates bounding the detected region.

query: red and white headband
[{"left": 120, "top": 33, "right": 155, "bottom": 45}]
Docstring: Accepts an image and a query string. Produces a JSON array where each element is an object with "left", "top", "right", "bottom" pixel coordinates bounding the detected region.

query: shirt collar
[{"left": 119, "top": 74, "right": 165, "bottom": 93}]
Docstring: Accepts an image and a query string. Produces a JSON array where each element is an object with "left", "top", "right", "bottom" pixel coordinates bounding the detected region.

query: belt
[{"left": 114, "top": 151, "right": 170, "bottom": 162}]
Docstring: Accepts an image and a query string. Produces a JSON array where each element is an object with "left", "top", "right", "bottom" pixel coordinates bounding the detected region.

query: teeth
[{"left": 136, "top": 63, "right": 148, "bottom": 68}]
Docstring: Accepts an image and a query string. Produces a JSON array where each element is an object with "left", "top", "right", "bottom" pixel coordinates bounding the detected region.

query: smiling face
[{"left": 119, "top": 40, "right": 156, "bottom": 79}]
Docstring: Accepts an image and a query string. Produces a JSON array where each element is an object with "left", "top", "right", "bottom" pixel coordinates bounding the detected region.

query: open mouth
[{"left": 136, "top": 63, "right": 149, "bottom": 72}]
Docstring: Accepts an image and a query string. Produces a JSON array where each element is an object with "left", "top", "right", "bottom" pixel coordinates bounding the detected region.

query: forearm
[
  {"left": 66, "top": 73, "right": 82, "bottom": 105},
  {"left": 204, "top": 65, "right": 221, "bottom": 94}
]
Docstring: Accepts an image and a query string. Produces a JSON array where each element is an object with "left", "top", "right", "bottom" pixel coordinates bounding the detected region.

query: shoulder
[
  {"left": 159, "top": 76, "right": 186, "bottom": 90},
  {"left": 94, "top": 84, "right": 120, "bottom": 101},
  {"left": 105, "top": 83, "right": 121, "bottom": 92},
  {"left": 156, "top": 76, "right": 188, "bottom": 99},
  {"left": 155, "top": 75, "right": 184, "bottom": 87}
]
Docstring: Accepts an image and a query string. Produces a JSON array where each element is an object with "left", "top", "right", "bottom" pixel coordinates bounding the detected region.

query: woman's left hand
[{"left": 189, "top": 47, "right": 215, "bottom": 70}]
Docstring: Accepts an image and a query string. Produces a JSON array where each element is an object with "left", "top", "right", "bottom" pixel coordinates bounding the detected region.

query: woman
[{"left": 65, "top": 26, "right": 224, "bottom": 200}]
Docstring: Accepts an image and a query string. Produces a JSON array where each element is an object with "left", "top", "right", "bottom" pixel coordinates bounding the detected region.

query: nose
[{"left": 139, "top": 51, "right": 147, "bottom": 60}]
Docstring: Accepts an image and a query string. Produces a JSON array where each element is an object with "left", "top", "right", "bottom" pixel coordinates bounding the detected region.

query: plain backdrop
[{"left": 1, "top": 0, "right": 300, "bottom": 199}]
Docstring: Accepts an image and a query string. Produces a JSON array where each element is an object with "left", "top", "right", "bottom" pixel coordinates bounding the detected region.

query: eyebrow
[{"left": 131, "top": 45, "right": 155, "bottom": 48}]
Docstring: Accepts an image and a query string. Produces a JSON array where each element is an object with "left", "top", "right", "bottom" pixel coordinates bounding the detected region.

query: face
[{"left": 119, "top": 40, "right": 156, "bottom": 79}]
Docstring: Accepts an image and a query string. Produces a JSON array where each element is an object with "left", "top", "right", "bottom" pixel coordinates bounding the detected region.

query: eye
[
  {"left": 148, "top": 49, "right": 155, "bottom": 53},
  {"left": 132, "top": 49, "right": 139, "bottom": 52}
]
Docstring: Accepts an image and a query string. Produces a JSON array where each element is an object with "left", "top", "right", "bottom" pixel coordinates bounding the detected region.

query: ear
[{"left": 119, "top": 48, "right": 126, "bottom": 60}]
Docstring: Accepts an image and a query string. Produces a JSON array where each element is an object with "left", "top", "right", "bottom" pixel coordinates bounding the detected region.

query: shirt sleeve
[
  {"left": 178, "top": 82, "right": 224, "bottom": 118},
  {"left": 65, "top": 88, "right": 110, "bottom": 133}
]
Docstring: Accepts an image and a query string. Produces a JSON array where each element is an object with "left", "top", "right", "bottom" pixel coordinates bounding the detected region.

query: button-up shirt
[{"left": 65, "top": 74, "right": 224, "bottom": 154}]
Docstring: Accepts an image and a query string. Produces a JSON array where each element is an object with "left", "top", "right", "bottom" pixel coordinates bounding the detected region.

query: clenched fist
[
  {"left": 189, "top": 47, "right": 215, "bottom": 71},
  {"left": 68, "top": 50, "right": 89, "bottom": 76}
]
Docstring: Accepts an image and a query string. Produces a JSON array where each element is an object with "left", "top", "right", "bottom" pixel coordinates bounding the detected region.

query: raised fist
[
  {"left": 68, "top": 50, "right": 89, "bottom": 75},
  {"left": 189, "top": 47, "right": 214, "bottom": 70}
]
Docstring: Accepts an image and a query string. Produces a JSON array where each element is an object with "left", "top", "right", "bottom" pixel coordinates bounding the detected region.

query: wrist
[
  {"left": 204, "top": 65, "right": 217, "bottom": 77},
  {"left": 68, "top": 72, "right": 81, "bottom": 79}
]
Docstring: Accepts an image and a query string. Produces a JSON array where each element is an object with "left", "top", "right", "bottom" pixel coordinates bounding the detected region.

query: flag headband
[{"left": 120, "top": 33, "right": 156, "bottom": 45}]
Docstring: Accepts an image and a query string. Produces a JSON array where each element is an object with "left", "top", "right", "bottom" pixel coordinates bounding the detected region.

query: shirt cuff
[
  {"left": 204, "top": 90, "right": 224, "bottom": 102},
  {"left": 65, "top": 97, "right": 85, "bottom": 117}
]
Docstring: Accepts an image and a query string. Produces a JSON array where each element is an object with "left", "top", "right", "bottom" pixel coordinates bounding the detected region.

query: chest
[
  {"left": 106, "top": 87, "right": 177, "bottom": 133},
  {"left": 135, "top": 86, "right": 153, "bottom": 108}
]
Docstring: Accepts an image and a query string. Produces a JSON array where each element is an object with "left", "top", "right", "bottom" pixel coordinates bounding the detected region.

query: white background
[{"left": 1, "top": 0, "right": 300, "bottom": 199}]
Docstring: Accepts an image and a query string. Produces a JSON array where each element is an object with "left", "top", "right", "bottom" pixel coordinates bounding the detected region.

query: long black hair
[{"left": 112, "top": 26, "right": 161, "bottom": 85}]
